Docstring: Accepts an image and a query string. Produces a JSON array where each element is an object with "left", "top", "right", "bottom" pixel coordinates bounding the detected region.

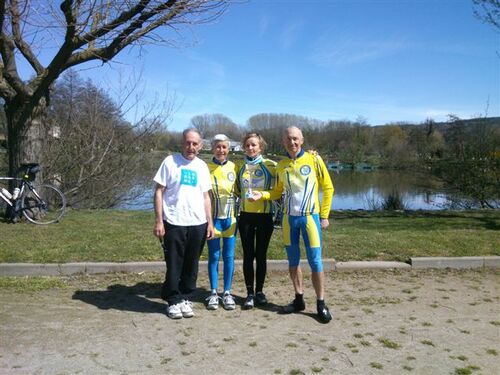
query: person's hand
[
  {"left": 320, "top": 218, "right": 329, "bottom": 229},
  {"left": 206, "top": 224, "right": 215, "bottom": 240},
  {"left": 153, "top": 221, "right": 165, "bottom": 238},
  {"left": 249, "top": 191, "right": 263, "bottom": 202}
]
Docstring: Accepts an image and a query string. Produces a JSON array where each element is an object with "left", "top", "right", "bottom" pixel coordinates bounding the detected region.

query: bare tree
[
  {"left": 190, "top": 113, "right": 244, "bottom": 140},
  {"left": 473, "top": 0, "right": 500, "bottom": 31},
  {"left": 428, "top": 115, "right": 500, "bottom": 208},
  {"left": 247, "top": 113, "right": 324, "bottom": 154},
  {"left": 44, "top": 70, "right": 164, "bottom": 208},
  {"left": 374, "top": 124, "right": 411, "bottom": 168},
  {"left": 0, "top": 0, "right": 230, "bottom": 181}
]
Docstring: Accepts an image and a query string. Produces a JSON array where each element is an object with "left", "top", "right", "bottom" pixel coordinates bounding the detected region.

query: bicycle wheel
[{"left": 21, "top": 183, "right": 66, "bottom": 224}]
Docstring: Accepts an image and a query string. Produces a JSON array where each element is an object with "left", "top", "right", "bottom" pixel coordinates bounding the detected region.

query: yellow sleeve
[
  {"left": 234, "top": 162, "right": 243, "bottom": 198},
  {"left": 315, "top": 154, "right": 334, "bottom": 219},
  {"left": 261, "top": 176, "right": 283, "bottom": 201},
  {"left": 260, "top": 160, "right": 283, "bottom": 201}
]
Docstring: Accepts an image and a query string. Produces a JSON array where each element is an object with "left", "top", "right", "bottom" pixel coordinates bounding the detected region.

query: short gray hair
[
  {"left": 182, "top": 128, "right": 202, "bottom": 140},
  {"left": 283, "top": 126, "right": 304, "bottom": 140}
]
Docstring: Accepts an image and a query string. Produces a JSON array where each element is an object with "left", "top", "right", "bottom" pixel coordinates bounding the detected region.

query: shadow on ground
[
  {"left": 331, "top": 209, "right": 500, "bottom": 232},
  {"left": 72, "top": 282, "right": 164, "bottom": 314},
  {"left": 72, "top": 281, "right": 291, "bottom": 316}
]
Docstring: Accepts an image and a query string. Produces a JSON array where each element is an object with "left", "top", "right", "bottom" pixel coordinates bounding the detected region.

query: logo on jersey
[
  {"left": 180, "top": 169, "right": 197, "bottom": 186},
  {"left": 300, "top": 165, "right": 311, "bottom": 176},
  {"left": 254, "top": 169, "right": 264, "bottom": 177},
  {"left": 227, "top": 172, "right": 235, "bottom": 182}
]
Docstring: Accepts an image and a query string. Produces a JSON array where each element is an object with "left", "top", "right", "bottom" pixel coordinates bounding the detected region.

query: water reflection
[
  {"left": 331, "top": 170, "right": 447, "bottom": 210},
  {"left": 123, "top": 170, "right": 450, "bottom": 211}
]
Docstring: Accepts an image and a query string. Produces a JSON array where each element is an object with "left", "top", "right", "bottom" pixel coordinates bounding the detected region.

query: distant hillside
[
  {"left": 434, "top": 117, "right": 500, "bottom": 133},
  {"left": 374, "top": 116, "right": 498, "bottom": 127},
  {"left": 376, "top": 116, "right": 500, "bottom": 135}
]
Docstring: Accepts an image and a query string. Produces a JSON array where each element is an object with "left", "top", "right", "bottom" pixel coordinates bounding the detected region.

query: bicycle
[
  {"left": 272, "top": 195, "right": 284, "bottom": 229},
  {"left": 0, "top": 163, "right": 66, "bottom": 225}
]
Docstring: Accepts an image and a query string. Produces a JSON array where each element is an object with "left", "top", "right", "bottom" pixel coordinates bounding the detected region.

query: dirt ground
[{"left": 0, "top": 268, "right": 499, "bottom": 375}]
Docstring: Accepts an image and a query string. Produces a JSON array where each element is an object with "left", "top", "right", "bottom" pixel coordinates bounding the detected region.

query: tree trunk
[{"left": 5, "top": 99, "right": 47, "bottom": 187}]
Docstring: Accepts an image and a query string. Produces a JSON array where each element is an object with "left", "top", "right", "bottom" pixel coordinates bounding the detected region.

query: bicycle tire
[{"left": 21, "top": 183, "right": 66, "bottom": 225}]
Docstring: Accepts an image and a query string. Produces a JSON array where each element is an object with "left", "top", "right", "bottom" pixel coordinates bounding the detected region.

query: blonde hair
[{"left": 242, "top": 132, "right": 267, "bottom": 151}]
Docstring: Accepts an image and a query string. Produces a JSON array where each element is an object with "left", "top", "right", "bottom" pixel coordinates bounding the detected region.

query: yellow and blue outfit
[
  {"left": 261, "top": 150, "right": 334, "bottom": 272},
  {"left": 236, "top": 156, "right": 277, "bottom": 296},
  {"left": 235, "top": 157, "right": 276, "bottom": 214},
  {"left": 207, "top": 158, "right": 237, "bottom": 292}
]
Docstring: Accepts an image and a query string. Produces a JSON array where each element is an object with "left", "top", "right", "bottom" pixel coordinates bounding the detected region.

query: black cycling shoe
[
  {"left": 255, "top": 292, "right": 268, "bottom": 305},
  {"left": 281, "top": 298, "right": 306, "bottom": 314},
  {"left": 317, "top": 303, "right": 332, "bottom": 323}
]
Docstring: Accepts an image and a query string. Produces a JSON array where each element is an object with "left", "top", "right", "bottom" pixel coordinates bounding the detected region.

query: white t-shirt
[{"left": 154, "top": 153, "right": 212, "bottom": 226}]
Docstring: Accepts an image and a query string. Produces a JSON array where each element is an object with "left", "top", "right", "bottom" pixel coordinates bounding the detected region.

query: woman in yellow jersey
[
  {"left": 236, "top": 133, "right": 277, "bottom": 309},
  {"left": 205, "top": 134, "right": 238, "bottom": 310}
]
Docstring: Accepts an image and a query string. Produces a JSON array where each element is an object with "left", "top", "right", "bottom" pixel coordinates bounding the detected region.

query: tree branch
[
  {"left": 1, "top": 0, "right": 230, "bottom": 130},
  {"left": 66, "top": 0, "right": 181, "bottom": 66},
  {"left": 10, "top": 0, "right": 44, "bottom": 74},
  {"left": 473, "top": 0, "right": 500, "bottom": 31},
  {"left": 76, "top": 0, "right": 153, "bottom": 47},
  {"left": 0, "top": 0, "right": 32, "bottom": 97}
]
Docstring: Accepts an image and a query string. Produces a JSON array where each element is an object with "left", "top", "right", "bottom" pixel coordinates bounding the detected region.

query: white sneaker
[
  {"left": 167, "top": 303, "right": 182, "bottom": 319},
  {"left": 223, "top": 293, "right": 236, "bottom": 310},
  {"left": 206, "top": 293, "right": 220, "bottom": 310},
  {"left": 180, "top": 300, "right": 194, "bottom": 318}
]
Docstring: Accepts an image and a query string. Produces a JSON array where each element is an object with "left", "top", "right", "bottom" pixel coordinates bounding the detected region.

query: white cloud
[
  {"left": 309, "top": 33, "right": 407, "bottom": 67},
  {"left": 279, "top": 20, "right": 304, "bottom": 50},
  {"left": 185, "top": 52, "right": 226, "bottom": 79},
  {"left": 259, "top": 14, "right": 269, "bottom": 37}
]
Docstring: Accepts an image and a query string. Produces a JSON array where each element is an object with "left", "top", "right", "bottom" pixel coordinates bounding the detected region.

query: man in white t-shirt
[{"left": 153, "top": 128, "right": 214, "bottom": 319}]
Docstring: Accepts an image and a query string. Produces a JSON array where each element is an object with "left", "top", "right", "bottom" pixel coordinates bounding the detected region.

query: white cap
[{"left": 211, "top": 134, "right": 229, "bottom": 146}]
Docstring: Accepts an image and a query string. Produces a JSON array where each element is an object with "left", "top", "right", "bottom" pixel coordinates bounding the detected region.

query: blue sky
[{"left": 78, "top": 0, "right": 499, "bottom": 131}]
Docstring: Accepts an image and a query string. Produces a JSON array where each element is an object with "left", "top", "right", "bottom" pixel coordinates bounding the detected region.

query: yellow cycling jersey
[
  {"left": 236, "top": 158, "right": 277, "bottom": 214},
  {"left": 207, "top": 159, "right": 237, "bottom": 219},
  {"left": 262, "top": 150, "right": 334, "bottom": 219}
]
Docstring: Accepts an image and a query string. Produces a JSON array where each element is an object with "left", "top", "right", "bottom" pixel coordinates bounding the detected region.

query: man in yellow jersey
[{"left": 252, "top": 126, "right": 334, "bottom": 323}]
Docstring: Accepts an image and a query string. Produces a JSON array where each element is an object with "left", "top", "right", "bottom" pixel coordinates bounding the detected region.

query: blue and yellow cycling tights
[
  {"left": 283, "top": 213, "right": 323, "bottom": 273},
  {"left": 207, "top": 217, "right": 237, "bottom": 292}
]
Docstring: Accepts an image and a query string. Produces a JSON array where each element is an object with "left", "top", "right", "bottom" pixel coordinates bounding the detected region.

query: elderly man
[
  {"left": 153, "top": 128, "right": 214, "bottom": 319},
  {"left": 253, "top": 126, "right": 334, "bottom": 323}
]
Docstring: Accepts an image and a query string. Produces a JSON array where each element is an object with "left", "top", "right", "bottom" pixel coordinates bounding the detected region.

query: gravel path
[{"left": 1, "top": 269, "right": 499, "bottom": 374}]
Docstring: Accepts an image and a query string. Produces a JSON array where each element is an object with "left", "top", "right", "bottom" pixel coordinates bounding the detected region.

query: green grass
[
  {"left": 486, "top": 349, "right": 498, "bottom": 356},
  {"left": 378, "top": 338, "right": 401, "bottom": 349},
  {"left": 0, "top": 209, "right": 499, "bottom": 263},
  {"left": 420, "top": 340, "right": 435, "bottom": 347},
  {"left": 370, "top": 362, "right": 383, "bottom": 370},
  {"left": 0, "top": 276, "right": 67, "bottom": 291},
  {"left": 454, "top": 366, "right": 481, "bottom": 375}
]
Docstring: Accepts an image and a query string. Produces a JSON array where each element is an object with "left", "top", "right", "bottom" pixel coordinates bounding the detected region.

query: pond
[
  {"left": 120, "top": 169, "right": 450, "bottom": 211},
  {"left": 331, "top": 170, "right": 447, "bottom": 210}
]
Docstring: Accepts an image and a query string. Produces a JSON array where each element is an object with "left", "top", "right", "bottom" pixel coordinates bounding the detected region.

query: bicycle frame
[
  {"left": 0, "top": 176, "right": 25, "bottom": 207},
  {"left": 1, "top": 166, "right": 67, "bottom": 225},
  {"left": 0, "top": 190, "right": 12, "bottom": 206}
]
